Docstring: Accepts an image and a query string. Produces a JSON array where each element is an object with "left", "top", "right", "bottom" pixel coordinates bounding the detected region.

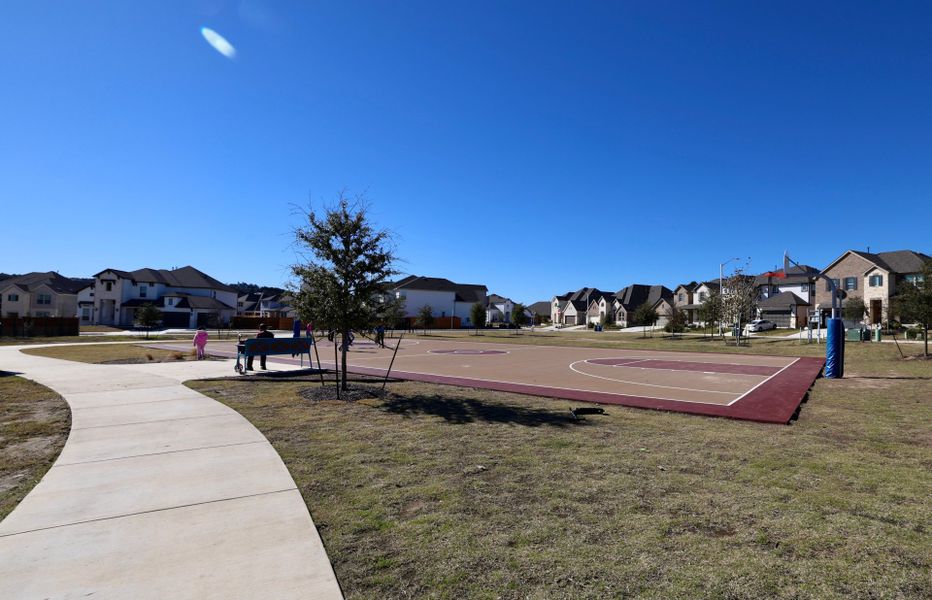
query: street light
[{"left": 719, "top": 257, "right": 741, "bottom": 338}]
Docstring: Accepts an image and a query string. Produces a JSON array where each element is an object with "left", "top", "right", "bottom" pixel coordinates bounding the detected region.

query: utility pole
[{"left": 719, "top": 257, "right": 739, "bottom": 339}]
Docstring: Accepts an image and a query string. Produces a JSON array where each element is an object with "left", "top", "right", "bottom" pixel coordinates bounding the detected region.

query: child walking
[{"left": 193, "top": 326, "right": 208, "bottom": 360}]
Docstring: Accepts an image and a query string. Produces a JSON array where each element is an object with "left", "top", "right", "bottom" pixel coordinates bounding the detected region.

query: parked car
[{"left": 745, "top": 319, "right": 776, "bottom": 332}]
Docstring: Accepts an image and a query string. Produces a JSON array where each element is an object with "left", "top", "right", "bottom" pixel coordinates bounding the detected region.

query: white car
[{"left": 745, "top": 319, "right": 777, "bottom": 332}]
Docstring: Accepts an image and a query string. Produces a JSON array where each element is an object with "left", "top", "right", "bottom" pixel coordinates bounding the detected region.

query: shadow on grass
[
  {"left": 381, "top": 394, "right": 592, "bottom": 428},
  {"left": 0, "top": 370, "right": 23, "bottom": 378}
]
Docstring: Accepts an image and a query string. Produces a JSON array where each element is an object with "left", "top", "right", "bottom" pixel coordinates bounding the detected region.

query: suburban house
[
  {"left": 90, "top": 266, "right": 238, "bottom": 328},
  {"left": 387, "top": 276, "right": 488, "bottom": 325},
  {"left": 486, "top": 294, "right": 514, "bottom": 324},
  {"left": 528, "top": 301, "right": 551, "bottom": 324},
  {"left": 672, "top": 282, "right": 699, "bottom": 324},
  {"left": 551, "top": 287, "right": 607, "bottom": 326},
  {"left": 585, "top": 290, "right": 621, "bottom": 325},
  {"left": 237, "top": 291, "right": 295, "bottom": 318},
  {"left": 613, "top": 284, "right": 674, "bottom": 327},
  {"left": 753, "top": 265, "right": 819, "bottom": 328},
  {"left": 0, "top": 272, "right": 89, "bottom": 318},
  {"left": 817, "top": 249, "right": 931, "bottom": 325}
]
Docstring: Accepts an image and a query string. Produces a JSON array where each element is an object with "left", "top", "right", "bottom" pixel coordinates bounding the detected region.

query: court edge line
[{"left": 727, "top": 357, "right": 802, "bottom": 406}]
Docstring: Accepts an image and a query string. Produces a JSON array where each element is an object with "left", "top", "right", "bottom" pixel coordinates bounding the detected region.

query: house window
[
  {"left": 869, "top": 275, "right": 883, "bottom": 287},
  {"left": 904, "top": 274, "right": 923, "bottom": 285},
  {"left": 801, "top": 284, "right": 809, "bottom": 292},
  {"left": 37, "top": 293, "right": 52, "bottom": 305},
  {"left": 698, "top": 292, "right": 707, "bottom": 302},
  {"left": 82, "top": 308, "right": 91, "bottom": 319},
  {"left": 105, "top": 282, "right": 113, "bottom": 291},
  {"left": 844, "top": 277, "right": 857, "bottom": 291},
  {"left": 678, "top": 293, "right": 684, "bottom": 302},
  {"left": 166, "top": 297, "right": 174, "bottom": 306},
  {"left": 140, "top": 285, "right": 147, "bottom": 298},
  {"left": 7, "top": 293, "right": 18, "bottom": 302}
]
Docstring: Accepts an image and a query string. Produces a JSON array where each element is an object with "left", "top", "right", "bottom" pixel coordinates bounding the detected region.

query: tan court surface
[{"left": 153, "top": 336, "right": 824, "bottom": 423}]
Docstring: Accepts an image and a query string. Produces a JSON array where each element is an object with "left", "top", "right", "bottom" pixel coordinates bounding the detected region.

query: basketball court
[{"left": 150, "top": 337, "right": 823, "bottom": 424}]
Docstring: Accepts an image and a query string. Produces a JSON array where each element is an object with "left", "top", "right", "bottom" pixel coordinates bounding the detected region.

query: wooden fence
[
  {"left": 230, "top": 316, "right": 295, "bottom": 331},
  {"left": 0, "top": 317, "right": 79, "bottom": 337}
]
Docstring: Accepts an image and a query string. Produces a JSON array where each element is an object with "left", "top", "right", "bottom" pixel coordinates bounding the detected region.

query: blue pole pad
[{"left": 825, "top": 318, "right": 845, "bottom": 378}]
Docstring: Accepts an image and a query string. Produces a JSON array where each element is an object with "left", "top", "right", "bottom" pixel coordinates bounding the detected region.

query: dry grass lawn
[
  {"left": 0, "top": 374, "right": 70, "bottom": 521},
  {"left": 186, "top": 338, "right": 931, "bottom": 599},
  {"left": 21, "top": 343, "right": 202, "bottom": 364}
]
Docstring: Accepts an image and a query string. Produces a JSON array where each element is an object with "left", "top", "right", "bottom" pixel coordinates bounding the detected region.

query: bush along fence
[{"left": 0, "top": 317, "right": 79, "bottom": 337}]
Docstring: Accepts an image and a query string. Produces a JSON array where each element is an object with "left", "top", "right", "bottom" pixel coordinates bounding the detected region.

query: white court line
[
  {"left": 568, "top": 359, "right": 742, "bottom": 397},
  {"left": 727, "top": 358, "right": 801, "bottom": 406},
  {"left": 336, "top": 360, "right": 742, "bottom": 406}
]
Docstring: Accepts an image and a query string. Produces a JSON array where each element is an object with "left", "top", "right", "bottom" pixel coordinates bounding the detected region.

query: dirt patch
[{"left": 298, "top": 385, "right": 383, "bottom": 403}]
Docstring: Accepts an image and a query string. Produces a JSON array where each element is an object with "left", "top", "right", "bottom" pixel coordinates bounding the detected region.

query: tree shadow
[
  {"left": 0, "top": 370, "right": 23, "bottom": 378},
  {"left": 380, "top": 394, "right": 595, "bottom": 428}
]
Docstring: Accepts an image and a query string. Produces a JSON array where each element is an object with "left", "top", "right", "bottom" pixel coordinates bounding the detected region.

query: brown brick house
[{"left": 817, "top": 249, "right": 931, "bottom": 324}]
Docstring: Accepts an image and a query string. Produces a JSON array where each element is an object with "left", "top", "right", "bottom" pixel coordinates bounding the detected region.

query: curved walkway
[{"left": 0, "top": 344, "right": 342, "bottom": 599}]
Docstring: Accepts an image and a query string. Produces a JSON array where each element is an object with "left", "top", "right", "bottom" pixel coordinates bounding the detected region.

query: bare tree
[{"left": 721, "top": 269, "right": 757, "bottom": 345}]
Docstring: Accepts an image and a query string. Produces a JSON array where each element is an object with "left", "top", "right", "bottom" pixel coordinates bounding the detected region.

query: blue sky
[{"left": 2, "top": 1, "right": 930, "bottom": 303}]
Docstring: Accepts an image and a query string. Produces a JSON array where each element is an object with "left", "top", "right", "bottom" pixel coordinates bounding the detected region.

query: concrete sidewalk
[{"left": 0, "top": 345, "right": 343, "bottom": 599}]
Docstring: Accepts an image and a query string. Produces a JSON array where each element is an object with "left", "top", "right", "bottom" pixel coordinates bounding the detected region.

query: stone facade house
[{"left": 817, "top": 249, "right": 931, "bottom": 325}]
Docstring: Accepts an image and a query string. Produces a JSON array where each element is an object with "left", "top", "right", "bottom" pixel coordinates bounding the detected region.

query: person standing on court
[
  {"left": 246, "top": 323, "right": 275, "bottom": 371},
  {"left": 192, "top": 326, "right": 208, "bottom": 360}
]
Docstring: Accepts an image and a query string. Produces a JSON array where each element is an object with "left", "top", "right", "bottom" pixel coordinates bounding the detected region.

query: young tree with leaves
[
  {"left": 842, "top": 297, "right": 866, "bottom": 323},
  {"left": 417, "top": 304, "right": 435, "bottom": 334},
  {"left": 893, "top": 261, "right": 932, "bottom": 357},
  {"left": 663, "top": 303, "right": 687, "bottom": 336},
  {"left": 290, "top": 196, "right": 398, "bottom": 390},
  {"left": 470, "top": 301, "right": 486, "bottom": 335},
  {"left": 632, "top": 303, "right": 658, "bottom": 338},
  {"left": 512, "top": 302, "right": 528, "bottom": 328},
  {"left": 698, "top": 288, "right": 722, "bottom": 339},
  {"left": 136, "top": 303, "right": 162, "bottom": 339}
]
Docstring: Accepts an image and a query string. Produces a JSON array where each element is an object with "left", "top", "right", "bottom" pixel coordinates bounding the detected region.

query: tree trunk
[
  {"left": 341, "top": 328, "right": 349, "bottom": 390},
  {"left": 925, "top": 324, "right": 929, "bottom": 357}
]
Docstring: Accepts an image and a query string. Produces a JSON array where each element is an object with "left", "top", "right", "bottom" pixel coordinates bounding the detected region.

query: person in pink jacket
[{"left": 193, "top": 326, "right": 209, "bottom": 360}]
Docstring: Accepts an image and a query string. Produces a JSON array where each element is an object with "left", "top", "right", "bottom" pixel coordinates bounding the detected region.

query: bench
[{"left": 234, "top": 337, "right": 313, "bottom": 374}]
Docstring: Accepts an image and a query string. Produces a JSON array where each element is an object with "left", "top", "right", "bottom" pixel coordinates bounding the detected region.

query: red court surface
[{"left": 151, "top": 337, "right": 824, "bottom": 424}]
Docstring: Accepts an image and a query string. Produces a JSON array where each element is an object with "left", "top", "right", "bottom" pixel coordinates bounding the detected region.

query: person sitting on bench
[{"left": 246, "top": 323, "right": 275, "bottom": 371}]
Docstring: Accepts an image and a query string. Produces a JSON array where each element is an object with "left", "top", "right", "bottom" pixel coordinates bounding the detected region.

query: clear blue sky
[{"left": 2, "top": 1, "right": 930, "bottom": 303}]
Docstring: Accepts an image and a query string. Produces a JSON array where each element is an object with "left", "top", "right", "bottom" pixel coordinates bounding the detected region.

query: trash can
[
  {"left": 873, "top": 328, "right": 882, "bottom": 342},
  {"left": 846, "top": 328, "right": 862, "bottom": 342},
  {"left": 861, "top": 328, "right": 871, "bottom": 342}
]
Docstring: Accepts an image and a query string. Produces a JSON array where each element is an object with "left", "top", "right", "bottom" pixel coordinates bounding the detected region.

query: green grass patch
[
  {"left": 188, "top": 339, "right": 931, "bottom": 599},
  {"left": 0, "top": 374, "right": 71, "bottom": 521}
]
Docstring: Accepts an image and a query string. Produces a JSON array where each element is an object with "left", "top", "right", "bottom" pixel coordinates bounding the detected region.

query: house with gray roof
[
  {"left": 0, "top": 272, "right": 89, "bottom": 318},
  {"left": 613, "top": 284, "right": 674, "bottom": 327},
  {"left": 817, "top": 249, "right": 931, "bottom": 325},
  {"left": 91, "top": 266, "right": 237, "bottom": 328},
  {"left": 386, "top": 275, "right": 487, "bottom": 326},
  {"left": 550, "top": 287, "right": 608, "bottom": 326}
]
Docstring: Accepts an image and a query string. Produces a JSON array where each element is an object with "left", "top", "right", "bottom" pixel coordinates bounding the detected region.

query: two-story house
[
  {"left": 91, "top": 266, "right": 238, "bottom": 328},
  {"left": 387, "top": 276, "right": 488, "bottom": 326},
  {"left": 817, "top": 249, "right": 931, "bottom": 325},
  {"left": 0, "top": 272, "right": 89, "bottom": 318},
  {"left": 754, "top": 265, "right": 819, "bottom": 328},
  {"left": 613, "top": 284, "right": 674, "bottom": 327},
  {"left": 551, "top": 287, "right": 607, "bottom": 326}
]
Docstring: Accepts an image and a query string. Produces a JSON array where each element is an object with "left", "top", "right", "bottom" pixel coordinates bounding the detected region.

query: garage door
[
  {"left": 162, "top": 311, "right": 190, "bottom": 328},
  {"left": 564, "top": 314, "right": 577, "bottom": 325},
  {"left": 761, "top": 310, "right": 791, "bottom": 328}
]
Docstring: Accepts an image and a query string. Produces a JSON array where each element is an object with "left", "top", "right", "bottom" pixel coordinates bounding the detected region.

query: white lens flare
[{"left": 200, "top": 27, "right": 236, "bottom": 59}]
